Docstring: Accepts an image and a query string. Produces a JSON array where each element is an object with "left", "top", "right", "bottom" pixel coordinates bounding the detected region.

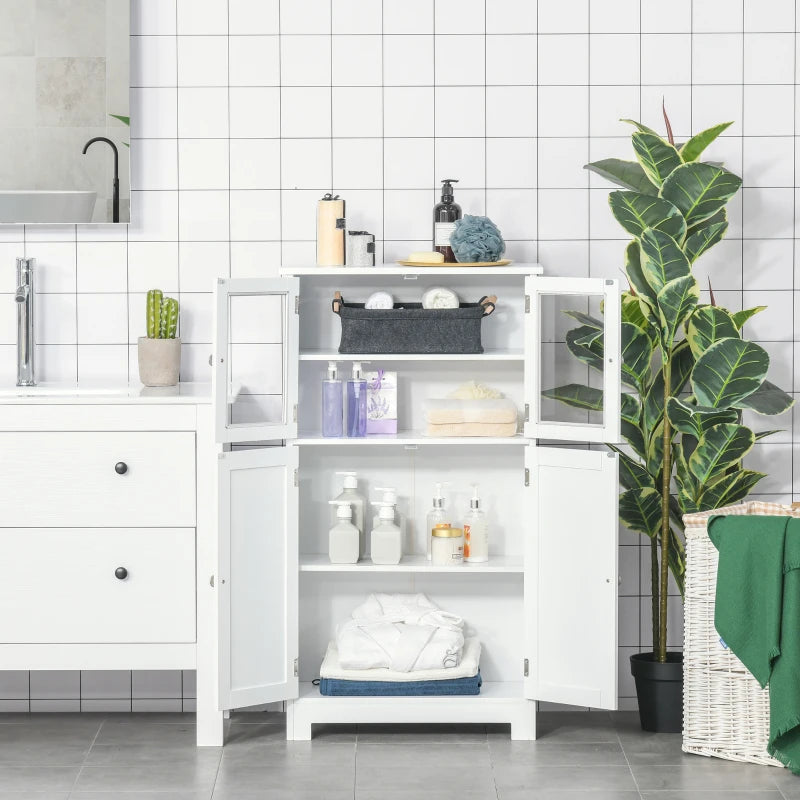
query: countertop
[{"left": 0, "top": 382, "right": 212, "bottom": 404}]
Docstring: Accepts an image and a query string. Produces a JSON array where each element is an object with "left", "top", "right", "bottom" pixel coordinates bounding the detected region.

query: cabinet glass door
[
  {"left": 218, "top": 447, "right": 299, "bottom": 710},
  {"left": 524, "top": 444, "right": 618, "bottom": 709},
  {"left": 525, "top": 276, "right": 620, "bottom": 443},
  {"left": 214, "top": 278, "right": 299, "bottom": 444}
]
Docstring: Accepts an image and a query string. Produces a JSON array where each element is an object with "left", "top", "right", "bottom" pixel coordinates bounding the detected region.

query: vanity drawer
[
  {"left": 0, "top": 528, "right": 196, "bottom": 644},
  {"left": 0, "top": 432, "right": 195, "bottom": 527}
]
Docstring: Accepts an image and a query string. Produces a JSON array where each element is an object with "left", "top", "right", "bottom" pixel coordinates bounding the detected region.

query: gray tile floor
[{"left": 0, "top": 710, "right": 796, "bottom": 799}]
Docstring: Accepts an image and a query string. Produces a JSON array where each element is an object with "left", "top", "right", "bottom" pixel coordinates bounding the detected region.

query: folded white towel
[
  {"left": 321, "top": 637, "right": 482, "bottom": 682},
  {"left": 365, "top": 291, "right": 394, "bottom": 309},
  {"left": 421, "top": 286, "right": 459, "bottom": 309}
]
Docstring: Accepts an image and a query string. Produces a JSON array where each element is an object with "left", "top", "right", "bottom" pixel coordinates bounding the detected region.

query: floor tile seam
[
  {"left": 67, "top": 716, "right": 105, "bottom": 799},
  {"left": 616, "top": 728, "right": 644, "bottom": 799}
]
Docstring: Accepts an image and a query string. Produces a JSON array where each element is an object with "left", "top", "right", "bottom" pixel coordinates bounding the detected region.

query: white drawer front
[
  {"left": 0, "top": 432, "right": 195, "bottom": 527},
  {"left": 0, "top": 529, "right": 196, "bottom": 643}
]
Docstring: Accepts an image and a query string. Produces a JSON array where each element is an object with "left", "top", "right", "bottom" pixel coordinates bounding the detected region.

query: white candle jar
[{"left": 431, "top": 526, "right": 464, "bottom": 566}]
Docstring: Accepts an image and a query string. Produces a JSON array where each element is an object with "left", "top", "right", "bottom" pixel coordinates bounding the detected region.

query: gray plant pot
[{"left": 138, "top": 336, "right": 181, "bottom": 387}]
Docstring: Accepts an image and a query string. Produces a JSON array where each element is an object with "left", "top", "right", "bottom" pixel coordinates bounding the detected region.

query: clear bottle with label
[
  {"left": 370, "top": 502, "right": 402, "bottom": 565},
  {"left": 322, "top": 361, "right": 343, "bottom": 437},
  {"left": 346, "top": 361, "right": 367, "bottom": 438},
  {"left": 426, "top": 482, "right": 450, "bottom": 560},
  {"left": 433, "top": 179, "right": 461, "bottom": 262},
  {"left": 328, "top": 500, "right": 360, "bottom": 564},
  {"left": 332, "top": 471, "right": 366, "bottom": 557},
  {"left": 464, "top": 484, "right": 489, "bottom": 563}
]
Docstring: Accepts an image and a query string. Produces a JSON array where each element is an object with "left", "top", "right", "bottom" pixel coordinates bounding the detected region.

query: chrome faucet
[{"left": 15, "top": 257, "right": 35, "bottom": 387}]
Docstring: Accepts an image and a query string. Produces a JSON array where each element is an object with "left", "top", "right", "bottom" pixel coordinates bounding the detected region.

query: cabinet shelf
[
  {"left": 299, "top": 554, "right": 524, "bottom": 573},
  {"left": 281, "top": 264, "right": 543, "bottom": 277},
  {"left": 299, "top": 349, "right": 524, "bottom": 362},
  {"left": 294, "top": 432, "right": 526, "bottom": 446}
]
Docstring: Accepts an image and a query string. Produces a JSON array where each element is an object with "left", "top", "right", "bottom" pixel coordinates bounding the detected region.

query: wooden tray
[{"left": 396, "top": 259, "right": 512, "bottom": 268}]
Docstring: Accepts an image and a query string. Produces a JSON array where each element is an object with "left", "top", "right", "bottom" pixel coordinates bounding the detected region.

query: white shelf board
[
  {"left": 297, "top": 681, "right": 524, "bottom": 701},
  {"left": 294, "top": 432, "right": 526, "bottom": 446},
  {"left": 281, "top": 264, "right": 543, "bottom": 277},
  {"left": 299, "top": 554, "right": 524, "bottom": 573},
  {"left": 299, "top": 349, "right": 524, "bottom": 362}
]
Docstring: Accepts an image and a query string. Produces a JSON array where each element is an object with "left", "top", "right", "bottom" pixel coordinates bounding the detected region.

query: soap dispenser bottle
[
  {"left": 371, "top": 487, "right": 407, "bottom": 551},
  {"left": 370, "top": 502, "right": 402, "bottom": 565},
  {"left": 333, "top": 471, "right": 366, "bottom": 557},
  {"left": 346, "top": 361, "right": 367, "bottom": 438},
  {"left": 322, "top": 361, "right": 343, "bottom": 437},
  {"left": 464, "top": 484, "right": 488, "bottom": 563},
  {"left": 328, "top": 500, "right": 360, "bottom": 564},
  {"left": 426, "top": 482, "right": 450, "bottom": 560},
  {"left": 433, "top": 178, "right": 461, "bottom": 262}
]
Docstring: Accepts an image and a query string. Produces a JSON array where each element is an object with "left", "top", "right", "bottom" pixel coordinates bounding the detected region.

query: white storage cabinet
[{"left": 212, "top": 264, "right": 621, "bottom": 740}]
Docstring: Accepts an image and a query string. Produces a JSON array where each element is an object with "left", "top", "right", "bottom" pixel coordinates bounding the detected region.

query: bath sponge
[{"left": 450, "top": 215, "right": 506, "bottom": 263}]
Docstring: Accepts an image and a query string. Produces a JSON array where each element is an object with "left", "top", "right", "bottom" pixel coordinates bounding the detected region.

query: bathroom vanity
[{"left": 0, "top": 262, "right": 622, "bottom": 746}]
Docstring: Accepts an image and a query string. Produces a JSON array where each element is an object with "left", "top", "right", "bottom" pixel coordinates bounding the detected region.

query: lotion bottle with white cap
[
  {"left": 371, "top": 487, "right": 407, "bottom": 551},
  {"left": 370, "top": 502, "right": 402, "bottom": 565},
  {"left": 328, "top": 500, "right": 359, "bottom": 564},
  {"left": 332, "top": 471, "right": 366, "bottom": 557}
]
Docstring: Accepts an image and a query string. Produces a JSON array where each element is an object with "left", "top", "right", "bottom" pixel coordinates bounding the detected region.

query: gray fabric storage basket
[{"left": 333, "top": 293, "right": 496, "bottom": 354}]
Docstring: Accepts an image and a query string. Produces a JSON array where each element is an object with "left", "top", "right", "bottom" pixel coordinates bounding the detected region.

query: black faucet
[{"left": 82, "top": 137, "right": 119, "bottom": 223}]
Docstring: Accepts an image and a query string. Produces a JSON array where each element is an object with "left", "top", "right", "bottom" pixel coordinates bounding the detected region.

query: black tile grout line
[
  {"left": 278, "top": 0, "right": 284, "bottom": 268},
  {"left": 227, "top": 0, "right": 233, "bottom": 282},
  {"left": 637, "top": 0, "right": 643, "bottom": 652},
  {"left": 132, "top": 30, "right": 800, "bottom": 37},
  {"left": 793, "top": 4, "right": 797, "bottom": 504},
  {"left": 147, "top": 81, "right": 800, "bottom": 89}
]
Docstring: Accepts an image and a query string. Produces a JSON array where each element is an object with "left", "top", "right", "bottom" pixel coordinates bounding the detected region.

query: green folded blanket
[{"left": 708, "top": 514, "right": 800, "bottom": 773}]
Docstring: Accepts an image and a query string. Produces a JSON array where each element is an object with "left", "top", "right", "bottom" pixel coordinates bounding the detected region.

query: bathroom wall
[
  {"left": 0, "top": 0, "right": 131, "bottom": 223},
  {"left": 0, "top": 0, "right": 796, "bottom": 711}
]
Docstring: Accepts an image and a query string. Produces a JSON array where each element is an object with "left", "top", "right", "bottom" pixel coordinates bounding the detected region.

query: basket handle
[
  {"left": 480, "top": 295, "right": 497, "bottom": 316},
  {"left": 332, "top": 291, "right": 343, "bottom": 314}
]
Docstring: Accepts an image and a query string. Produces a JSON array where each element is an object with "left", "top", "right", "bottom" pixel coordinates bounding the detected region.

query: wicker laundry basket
[{"left": 682, "top": 500, "right": 800, "bottom": 767}]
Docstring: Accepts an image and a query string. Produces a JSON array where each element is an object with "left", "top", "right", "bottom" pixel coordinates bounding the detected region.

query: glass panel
[
  {"left": 227, "top": 293, "right": 286, "bottom": 427},
  {"left": 539, "top": 292, "right": 605, "bottom": 428}
]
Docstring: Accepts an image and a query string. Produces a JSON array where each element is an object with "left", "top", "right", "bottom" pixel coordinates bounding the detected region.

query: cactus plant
[{"left": 145, "top": 289, "right": 179, "bottom": 339}]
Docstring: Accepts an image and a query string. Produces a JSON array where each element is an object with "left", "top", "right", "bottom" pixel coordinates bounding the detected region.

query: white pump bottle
[
  {"left": 370, "top": 502, "right": 402, "bottom": 565},
  {"left": 328, "top": 500, "right": 360, "bottom": 564},
  {"left": 370, "top": 487, "right": 407, "bottom": 552},
  {"left": 332, "top": 471, "right": 366, "bottom": 557}
]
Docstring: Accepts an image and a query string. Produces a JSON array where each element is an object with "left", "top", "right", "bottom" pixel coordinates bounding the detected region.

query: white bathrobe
[{"left": 336, "top": 593, "right": 465, "bottom": 672}]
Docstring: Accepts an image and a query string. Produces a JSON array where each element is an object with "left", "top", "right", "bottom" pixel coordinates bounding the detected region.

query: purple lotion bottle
[
  {"left": 322, "top": 361, "right": 343, "bottom": 437},
  {"left": 347, "top": 361, "right": 367, "bottom": 437}
]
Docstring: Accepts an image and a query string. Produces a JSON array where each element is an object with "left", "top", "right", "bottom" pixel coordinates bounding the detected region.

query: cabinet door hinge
[
  {"left": 524, "top": 294, "right": 531, "bottom": 313},
  {"left": 294, "top": 295, "right": 300, "bottom": 314},
  {"left": 292, "top": 403, "right": 298, "bottom": 422},
  {"left": 524, "top": 467, "right": 530, "bottom": 487},
  {"left": 293, "top": 468, "right": 299, "bottom": 487},
  {"left": 524, "top": 658, "right": 530, "bottom": 677},
  {"left": 524, "top": 403, "right": 530, "bottom": 422},
  {"left": 293, "top": 657, "right": 299, "bottom": 677}
]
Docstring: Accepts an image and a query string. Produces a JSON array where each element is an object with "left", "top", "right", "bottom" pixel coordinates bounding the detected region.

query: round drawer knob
[
  {"left": 115, "top": 567, "right": 128, "bottom": 580},
  {"left": 114, "top": 462, "right": 128, "bottom": 475}
]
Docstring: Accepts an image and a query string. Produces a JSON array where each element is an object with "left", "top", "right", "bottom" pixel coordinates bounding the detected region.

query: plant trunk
[
  {"left": 658, "top": 363, "right": 672, "bottom": 663},
  {"left": 651, "top": 538, "right": 660, "bottom": 654}
]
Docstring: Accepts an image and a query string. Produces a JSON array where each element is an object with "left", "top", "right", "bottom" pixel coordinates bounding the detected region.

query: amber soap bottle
[{"left": 433, "top": 178, "right": 461, "bottom": 262}]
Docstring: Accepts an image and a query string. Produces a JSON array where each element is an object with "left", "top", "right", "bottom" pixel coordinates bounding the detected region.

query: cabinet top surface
[
  {"left": 0, "top": 382, "right": 212, "bottom": 405},
  {"left": 280, "top": 263, "right": 544, "bottom": 277}
]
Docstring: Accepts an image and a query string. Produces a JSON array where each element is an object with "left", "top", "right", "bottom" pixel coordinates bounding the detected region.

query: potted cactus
[{"left": 138, "top": 289, "right": 181, "bottom": 387}]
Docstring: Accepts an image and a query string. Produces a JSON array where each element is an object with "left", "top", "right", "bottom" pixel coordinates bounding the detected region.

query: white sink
[{"left": 0, "top": 191, "right": 97, "bottom": 223}]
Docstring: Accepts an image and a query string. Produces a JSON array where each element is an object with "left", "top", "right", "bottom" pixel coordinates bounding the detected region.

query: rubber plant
[{"left": 543, "top": 110, "right": 794, "bottom": 663}]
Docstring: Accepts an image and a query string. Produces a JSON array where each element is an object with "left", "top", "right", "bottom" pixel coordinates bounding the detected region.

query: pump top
[
  {"left": 470, "top": 484, "right": 481, "bottom": 510},
  {"left": 329, "top": 499, "right": 353, "bottom": 519},
  {"left": 375, "top": 486, "right": 397, "bottom": 505},
  {"left": 352, "top": 361, "right": 363, "bottom": 380},
  {"left": 336, "top": 471, "right": 358, "bottom": 489},
  {"left": 371, "top": 501, "right": 396, "bottom": 521},
  {"left": 440, "top": 178, "right": 458, "bottom": 202},
  {"left": 327, "top": 361, "right": 338, "bottom": 380},
  {"left": 432, "top": 481, "right": 449, "bottom": 508}
]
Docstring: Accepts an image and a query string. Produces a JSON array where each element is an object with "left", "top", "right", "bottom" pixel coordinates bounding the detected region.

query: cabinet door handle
[
  {"left": 115, "top": 462, "right": 128, "bottom": 475},
  {"left": 115, "top": 567, "right": 128, "bottom": 580}
]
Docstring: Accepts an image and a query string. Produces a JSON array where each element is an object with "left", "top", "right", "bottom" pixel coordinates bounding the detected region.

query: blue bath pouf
[{"left": 450, "top": 215, "right": 506, "bottom": 263}]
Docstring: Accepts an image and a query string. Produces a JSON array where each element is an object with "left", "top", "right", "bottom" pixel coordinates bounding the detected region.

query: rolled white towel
[
  {"left": 421, "top": 286, "right": 459, "bottom": 309},
  {"left": 365, "top": 290, "right": 394, "bottom": 310}
]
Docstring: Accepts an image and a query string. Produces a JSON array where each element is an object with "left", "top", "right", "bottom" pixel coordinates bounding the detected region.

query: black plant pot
[{"left": 630, "top": 652, "right": 684, "bottom": 733}]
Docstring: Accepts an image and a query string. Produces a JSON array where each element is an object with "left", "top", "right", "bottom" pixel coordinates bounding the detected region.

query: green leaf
[
  {"left": 643, "top": 345, "right": 695, "bottom": 433},
  {"left": 609, "top": 191, "right": 686, "bottom": 241},
  {"left": 686, "top": 207, "right": 726, "bottom": 237},
  {"left": 639, "top": 227, "right": 691, "bottom": 294},
  {"left": 563, "top": 310, "right": 603, "bottom": 329},
  {"left": 684, "top": 219, "right": 729, "bottom": 263},
  {"left": 680, "top": 121, "right": 733, "bottom": 162},
  {"left": 698, "top": 468, "right": 766, "bottom": 510},
  {"left": 731, "top": 306, "right": 767, "bottom": 330},
  {"left": 109, "top": 113, "right": 130, "bottom": 126},
  {"left": 668, "top": 536, "right": 686, "bottom": 598},
  {"left": 566, "top": 325, "right": 604, "bottom": 372},
  {"left": 541, "top": 383, "right": 603, "bottom": 411},
  {"left": 646, "top": 420, "right": 667, "bottom": 478},
  {"left": 619, "top": 487, "right": 662, "bottom": 536},
  {"left": 621, "top": 392, "right": 641, "bottom": 424},
  {"left": 584, "top": 158, "right": 658, "bottom": 195},
  {"left": 685, "top": 306, "right": 739, "bottom": 359},
  {"left": 659, "top": 162, "right": 743, "bottom": 230},
  {"left": 733, "top": 379, "right": 795, "bottom": 416},
  {"left": 667, "top": 397, "right": 739, "bottom": 438},
  {"left": 755, "top": 429, "right": 782, "bottom": 441},
  {"left": 632, "top": 132, "right": 683, "bottom": 187},
  {"left": 625, "top": 241, "right": 658, "bottom": 310},
  {"left": 692, "top": 338, "right": 769, "bottom": 409},
  {"left": 608, "top": 445, "right": 654, "bottom": 491},
  {"left": 657, "top": 274, "right": 700, "bottom": 349},
  {"left": 688, "top": 423, "right": 755, "bottom": 484},
  {"left": 622, "top": 419, "right": 647, "bottom": 461},
  {"left": 621, "top": 291, "right": 655, "bottom": 337},
  {"left": 621, "top": 118, "right": 659, "bottom": 135},
  {"left": 621, "top": 322, "right": 654, "bottom": 390}
]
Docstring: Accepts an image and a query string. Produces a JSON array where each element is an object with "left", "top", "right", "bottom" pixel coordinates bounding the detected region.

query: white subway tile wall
[{"left": 0, "top": 0, "right": 797, "bottom": 712}]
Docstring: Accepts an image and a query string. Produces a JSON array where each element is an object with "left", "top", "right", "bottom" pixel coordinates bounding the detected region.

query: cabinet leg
[
  {"left": 286, "top": 701, "right": 311, "bottom": 741},
  {"left": 510, "top": 702, "right": 537, "bottom": 741},
  {"left": 196, "top": 706, "right": 224, "bottom": 747}
]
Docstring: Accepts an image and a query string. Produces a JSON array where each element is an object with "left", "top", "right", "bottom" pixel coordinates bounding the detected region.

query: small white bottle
[
  {"left": 371, "top": 487, "right": 407, "bottom": 550},
  {"left": 328, "top": 501, "right": 360, "bottom": 564},
  {"left": 370, "top": 502, "right": 402, "bottom": 565},
  {"left": 426, "top": 482, "right": 450, "bottom": 560},
  {"left": 333, "top": 471, "right": 367, "bottom": 557},
  {"left": 464, "top": 484, "right": 489, "bottom": 563}
]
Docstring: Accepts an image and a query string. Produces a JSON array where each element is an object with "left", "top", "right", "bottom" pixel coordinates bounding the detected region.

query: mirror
[{"left": 0, "top": 0, "right": 130, "bottom": 224}]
